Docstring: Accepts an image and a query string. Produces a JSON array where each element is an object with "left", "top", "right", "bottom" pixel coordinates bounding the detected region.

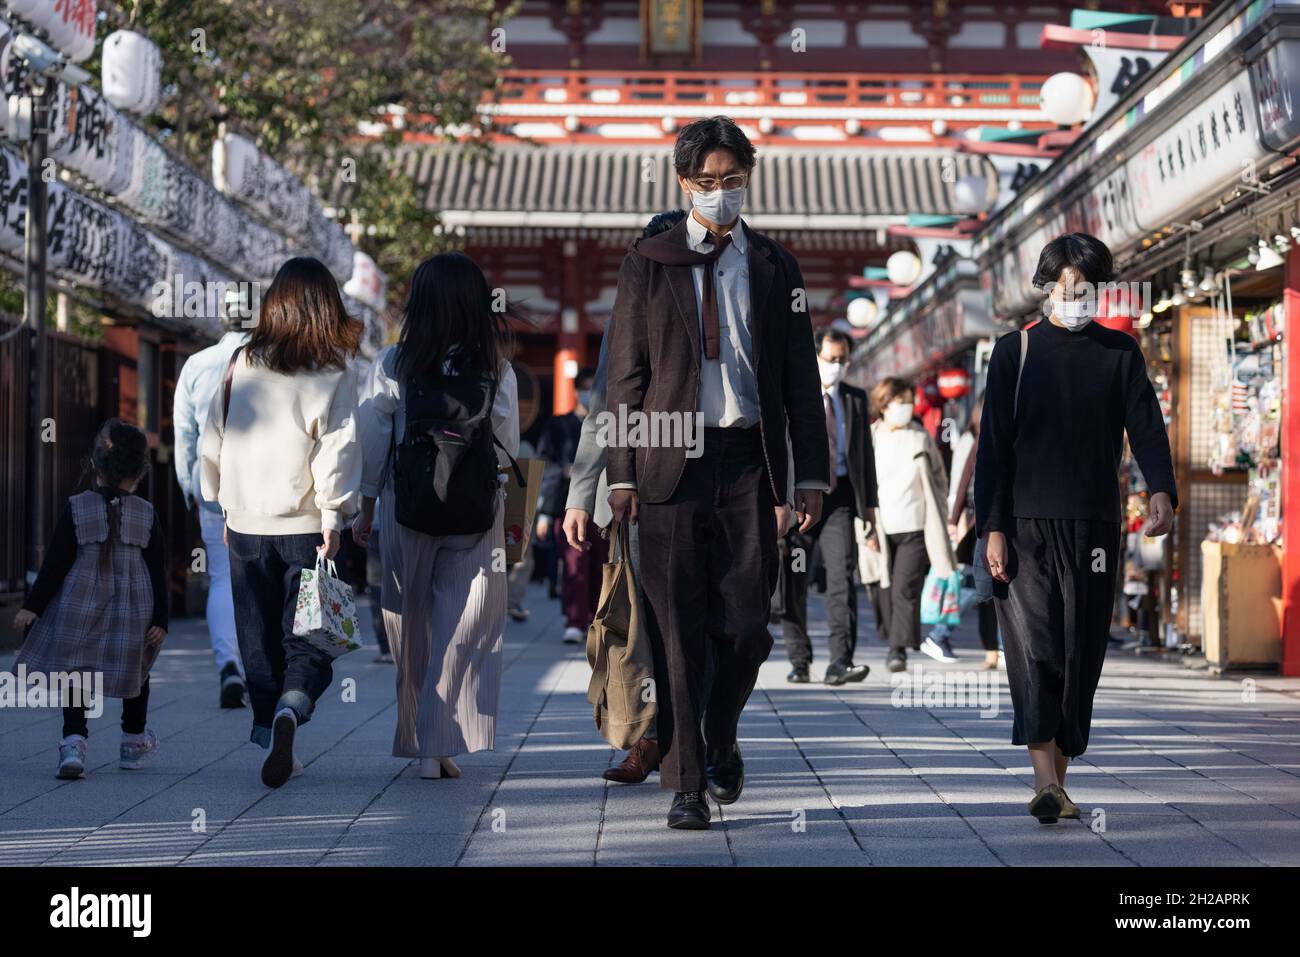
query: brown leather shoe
[{"left": 603, "top": 738, "right": 661, "bottom": 784}]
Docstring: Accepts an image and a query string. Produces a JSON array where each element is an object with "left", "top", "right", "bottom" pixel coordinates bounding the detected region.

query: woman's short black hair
[
  {"left": 1032, "top": 233, "right": 1116, "bottom": 290},
  {"left": 673, "top": 116, "right": 757, "bottom": 179}
]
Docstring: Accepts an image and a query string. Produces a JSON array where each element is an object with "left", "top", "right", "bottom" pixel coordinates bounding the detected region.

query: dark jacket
[
  {"left": 537, "top": 411, "right": 583, "bottom": 517},
  {"left": 835, "top": 382, "right": 880, "bottom": 520},
  {"left": 604, "top": 217, "right": 828, "bottom": 504}
]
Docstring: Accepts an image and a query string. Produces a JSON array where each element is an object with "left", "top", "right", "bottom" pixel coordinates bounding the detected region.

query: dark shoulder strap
[{"left": 222, "top": 345, "right": 246, "bottom": 429}]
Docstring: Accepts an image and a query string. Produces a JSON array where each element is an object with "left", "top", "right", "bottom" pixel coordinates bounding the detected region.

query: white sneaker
[
  {"left": 562, "top": 626, "right": 583, "bottom": 644},
  {"left": 920, "top": 635, "right": 959, "bottom": 663},
  {"left": 419, "top": 757, "right": 442, "bottom": 779},
  {"left": 57, "top": 735, "right": 87, "bottom": 779},
  {"left": 291, "top": 755, "right": 305, "bottom": 778}
]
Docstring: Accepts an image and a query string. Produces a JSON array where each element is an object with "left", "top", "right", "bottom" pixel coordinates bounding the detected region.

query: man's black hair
[
  {"left": 673, "top": 116, "right": 757, "bottom": 179},
  {"left": 1032, "top": 233, "right": 1116, "bottom": 290},
  {"left": 642, "top": 209, "right": 687, "bottom": 238},
  {"left": 576, "top": 367, "right": 597, "bottom": 389},
  {"left": 816, "top": 327, "right": 853, "bottom": 352}
]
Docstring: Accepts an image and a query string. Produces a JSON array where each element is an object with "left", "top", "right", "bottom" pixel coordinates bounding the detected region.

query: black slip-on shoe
[
  {"left": 705, "top": 744, "right": 744, "bottom": 805},
  {"left": 261, "top": 708, "right": 298, "bottom": 789}
]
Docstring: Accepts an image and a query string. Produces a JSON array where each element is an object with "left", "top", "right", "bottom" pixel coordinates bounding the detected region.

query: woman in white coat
[{"left": 863, "top": 377, "right": 954, "bottom": 673}]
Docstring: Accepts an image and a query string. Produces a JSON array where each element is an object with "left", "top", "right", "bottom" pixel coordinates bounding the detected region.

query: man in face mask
[
  {"left": 606, "top": 115, "right": 830, "bottom": 830},
  {"left": 780, "top": 329, "right": 879, "bottom": 686}
]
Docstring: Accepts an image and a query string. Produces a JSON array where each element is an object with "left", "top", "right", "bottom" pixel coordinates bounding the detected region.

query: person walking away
[
  {"left": 353, "top": 251, "right": 519, "bottom": 780},
  {"left": 173, "top": 289, "right": 251, "bottom": 707},
  {"left": 976, "top": 233, "right": 1175, "bottom": 823},
  {"left": 538, "top": 368, "right": 601, "bottom": 643},
  {"left": 606, "top": 116, "right": 830, "bottom": 829},
  {"left": 781, "top": 328, "right": 879, "bottom": 685},
  {"left": 200, "top": 256, "right": 362, "bottom": 789},
  {"left": 868, "top": 377, "right": 955, "bottom": 673},
  {"left": 13, "top": 419, "right": 167, "bottom": 778}
]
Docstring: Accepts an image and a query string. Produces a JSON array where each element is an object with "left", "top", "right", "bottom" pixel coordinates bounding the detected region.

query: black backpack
[{"left": 391, "top": 367, "right": 522, "bottom": 537}]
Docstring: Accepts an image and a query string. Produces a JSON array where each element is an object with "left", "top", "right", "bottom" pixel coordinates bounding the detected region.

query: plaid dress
[{"left": 15, "top": 491, "right": 159, "bottom": 698}]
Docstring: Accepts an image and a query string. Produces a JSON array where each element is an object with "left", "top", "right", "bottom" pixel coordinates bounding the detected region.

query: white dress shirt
[{"left": 686, "top": 214, "right": 760, "bottom": 429}]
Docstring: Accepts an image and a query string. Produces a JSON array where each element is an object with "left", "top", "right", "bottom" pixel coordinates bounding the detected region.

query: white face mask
[
  {"left": 1052, "top": 298, "right": 1096, "bottom": 331},
  {"left": 884, "top": 402, "right": 914, "bottom": 428},
  {"left": 690, "top": 186, "right": 745, "bottom": 226},
  {"left": 818, "top": 359, "right": 845, "bottom": 388}
]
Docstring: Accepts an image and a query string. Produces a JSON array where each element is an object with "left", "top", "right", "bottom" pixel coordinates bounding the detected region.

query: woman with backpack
[
  {"left": 353, "top": 252, "right": 519, "bottom": 779},
  {"left": 201, "top": 256, "right": 362, "bottom": 789}
]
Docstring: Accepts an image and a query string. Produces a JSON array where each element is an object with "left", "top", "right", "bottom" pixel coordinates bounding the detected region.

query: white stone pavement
[{"left": 2, "top": 583, "right": 1299, "bottom": 867}]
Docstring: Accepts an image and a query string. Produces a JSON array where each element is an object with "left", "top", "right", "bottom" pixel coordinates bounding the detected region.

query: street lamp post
[{"left": 23, "top": 79, "right": 52, "bottom": 593}]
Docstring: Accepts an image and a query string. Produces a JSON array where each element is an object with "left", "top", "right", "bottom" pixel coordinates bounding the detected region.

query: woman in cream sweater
[{"left": 201, "top": 257, "right": 362, "bottom": 789}]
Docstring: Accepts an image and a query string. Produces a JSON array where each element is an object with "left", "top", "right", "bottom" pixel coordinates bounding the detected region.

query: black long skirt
[{"left": 993, "top": 517, "right": 1121, "bottom": 757}]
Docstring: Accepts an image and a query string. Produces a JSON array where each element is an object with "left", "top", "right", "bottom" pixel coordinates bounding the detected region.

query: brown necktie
[
  {"left": 698, "top": 232, "right": 732, "bottom": 360},
  {"left": 824, "top": 391, "right": 838, "bottom": 494}
]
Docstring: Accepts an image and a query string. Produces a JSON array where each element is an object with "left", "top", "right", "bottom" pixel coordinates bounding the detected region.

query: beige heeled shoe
[
  {"left": 438, "top": 757, "right": 461, "bottom": 778},
  {"left": 981, "top": 650, "right": 1000, "bottom": 670}
]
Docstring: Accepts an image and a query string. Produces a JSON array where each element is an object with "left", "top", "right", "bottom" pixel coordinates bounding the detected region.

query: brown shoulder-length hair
[
  {"left": 870, "top": 376, "right": 914, "bottom": 418},
  {"left": 245, "top": 257, "right": 361, "bottom": 374}
]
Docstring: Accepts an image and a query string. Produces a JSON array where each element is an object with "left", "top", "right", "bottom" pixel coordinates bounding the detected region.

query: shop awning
[{"left": 386, "top": 143, "right": 998, "bottom": 228}]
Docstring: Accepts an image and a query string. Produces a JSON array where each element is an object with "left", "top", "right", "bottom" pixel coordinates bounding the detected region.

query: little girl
[{"left": 13, "top": 418, "right": 168, "bottom": 779}]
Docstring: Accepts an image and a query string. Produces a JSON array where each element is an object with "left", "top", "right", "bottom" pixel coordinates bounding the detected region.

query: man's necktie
[
  {"left": 698, "top": 232, "right": 733, "bottom": 360},
  {"left": 824, "top": 391, "right": 838, "bottom": 494}
]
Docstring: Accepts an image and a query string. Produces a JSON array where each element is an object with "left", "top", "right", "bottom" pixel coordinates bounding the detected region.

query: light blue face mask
[{"left": 690, "top": 186, "right": 745, "bottom": 226}]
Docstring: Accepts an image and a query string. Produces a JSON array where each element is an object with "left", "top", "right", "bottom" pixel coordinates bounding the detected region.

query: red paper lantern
[{"left": 937, "top": 367, "right": 971, "bottom": 400}]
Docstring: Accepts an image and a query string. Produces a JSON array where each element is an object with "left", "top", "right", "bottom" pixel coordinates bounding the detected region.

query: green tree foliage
[{"left": 107, "top": 0, "right": 514, "bottom": 309}]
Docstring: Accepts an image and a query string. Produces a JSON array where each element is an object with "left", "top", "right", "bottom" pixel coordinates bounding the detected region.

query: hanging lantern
[
  {"left": 103, "top": 31, "right": 163, "bottom": 117},
  {"left": 937, "top": 367, "right": 972, "bottom": 400},
  {"left": 886, "top": 249, "right": 922, "bottom": 286},
  {"left": 846, "top": 295, "right": 878, "bottom": 329},
  {"left": 952, "top": 174, "right": 989, "bottom": 215},
  {"left": 1039, "top": 72, "right": 1096, "bottom": 126}
]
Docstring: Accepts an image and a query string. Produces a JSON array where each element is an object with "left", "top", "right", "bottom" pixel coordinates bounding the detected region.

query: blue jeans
[{"left": 227, "top": 530, "right": 336, "bottom": 747}]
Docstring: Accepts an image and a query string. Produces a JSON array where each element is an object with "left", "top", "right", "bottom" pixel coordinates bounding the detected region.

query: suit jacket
[
  {"left": 834, "top": 383, "right": 880, "bottom": 521},
  {"left": 605, "top": 217, "right": 828, "bottom": 504},
  {"left": 567, "top": 324, "right": 613, "bottom": 527}
]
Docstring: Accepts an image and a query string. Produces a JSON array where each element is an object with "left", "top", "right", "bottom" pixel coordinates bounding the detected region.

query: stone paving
[{"left": 2, "top": 583, "right": 1299, "bottom": 866}]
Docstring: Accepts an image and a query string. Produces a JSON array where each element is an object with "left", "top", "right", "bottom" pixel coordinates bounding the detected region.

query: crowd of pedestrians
[{"left": 9, "top": 115, "right": 1177, "bottom": 831}]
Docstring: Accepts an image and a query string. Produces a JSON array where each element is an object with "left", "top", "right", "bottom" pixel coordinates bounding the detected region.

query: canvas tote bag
[{"left": 585, "top": 519, "right": 657, "bottom": 748}]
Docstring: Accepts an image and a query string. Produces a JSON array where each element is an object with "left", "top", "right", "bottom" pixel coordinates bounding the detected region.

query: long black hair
[{"left": 395, "top": 251, "right": 514, "bottom": 381}]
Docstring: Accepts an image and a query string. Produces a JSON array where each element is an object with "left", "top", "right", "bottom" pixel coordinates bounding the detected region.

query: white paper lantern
[
  {"left": 6, "top": 0, "right": 97, "bottom": 63},
  {"left": 103, "top": 31, "right": 163, "bottom": 117},
  {"left": 846, "top": 296, "right": 878, "bottom": 329},
  {"left": 953, "top": 174, "right": 990, "bottom": 215},
  {"left": 886, "top": 250, "right": 922, "bottom": 287},
  {"left": 344, "top": 250, "right": 387, "bottom": 313},
  {"left": 1039, "top": 72, "right": 1096, "bottom": 127}
]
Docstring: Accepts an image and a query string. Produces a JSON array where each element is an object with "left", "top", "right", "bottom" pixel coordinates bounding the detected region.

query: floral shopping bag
[
  {"left": 292, "top": 554, "right": 363, "bottom": 658},
  {"left": 939, "top": 571, "right": 963, "bottom": 626},
  {"left": 920, "top": 570, "right": 948, "bottom": 626}
]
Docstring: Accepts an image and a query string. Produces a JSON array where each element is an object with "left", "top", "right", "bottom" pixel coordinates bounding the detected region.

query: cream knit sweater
[{"left": 200, "top": 352, "right": 361, "bottom": 535}]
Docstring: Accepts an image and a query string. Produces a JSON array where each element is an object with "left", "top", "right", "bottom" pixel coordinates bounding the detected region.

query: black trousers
[
  {"left": 781, "top": 480, "right": 858, "bottom": 668},
  {"left": 62, "top": 677, "right": 149, "bottom": 738},
  {"left": 638, "top": 427, "right": 777, "bottom": 793},
  {"left": 878, "top": 531, "right": 929, "bottom": 653},
  {"left": 228, "top": 530, "right": 336, "bottom": 747}
]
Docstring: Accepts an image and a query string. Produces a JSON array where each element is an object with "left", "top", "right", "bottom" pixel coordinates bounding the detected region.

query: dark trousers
[
  {"left": 638, "top": 427, "right": 777, "bottom": 793},
  {"left": 228, "top": 530, "right": 336, "bottom": 747},
  {"left": 878, "top": 530, "right": 929, "bottom": 653},
  {"left": 976, "top": 599, "right": 999, "bottom": 651},
  {"left": 62, "top": 677, "right": 149, "bottom": 738},
  {"left": 555, "top": 522, "right": 608, "bottom": 630},
  {"left": 781, "top": 480, "right": 859, "bottom": 668}
]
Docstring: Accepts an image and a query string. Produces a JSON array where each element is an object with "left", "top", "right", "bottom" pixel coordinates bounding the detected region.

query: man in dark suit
[
  {"left": 605, "top": 116, "right": 829, "bottom": 830},
  {"left": 781, "top": 328, "right": 880, "bottom": 685}
]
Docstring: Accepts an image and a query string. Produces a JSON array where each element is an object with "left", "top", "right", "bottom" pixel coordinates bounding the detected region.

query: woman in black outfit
[{"left": 974, "top": 234, "right": 1176, "bottom": 823}]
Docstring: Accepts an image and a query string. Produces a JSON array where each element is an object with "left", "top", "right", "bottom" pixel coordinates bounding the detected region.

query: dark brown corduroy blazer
[{"left": 604, "top": 217, "right": 829, "bottom": 505}]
